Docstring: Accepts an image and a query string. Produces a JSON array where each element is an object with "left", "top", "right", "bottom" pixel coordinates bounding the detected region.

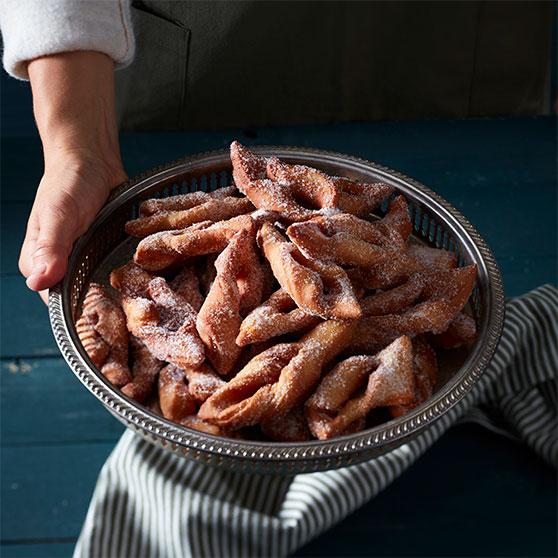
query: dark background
[{"left": 1, "top": 7, "right": 557, "bottom": 556}]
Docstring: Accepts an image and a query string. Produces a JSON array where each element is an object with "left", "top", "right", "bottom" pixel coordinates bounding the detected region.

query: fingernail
[{"left": 25, "top": 263, "right": 47, "bottom": 289}]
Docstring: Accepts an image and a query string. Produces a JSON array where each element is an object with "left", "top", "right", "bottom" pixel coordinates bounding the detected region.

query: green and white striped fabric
[{"left": 74, "top": 285, "right": 557, "bottom": 558}]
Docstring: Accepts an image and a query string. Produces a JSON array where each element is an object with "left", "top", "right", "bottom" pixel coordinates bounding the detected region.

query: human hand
[{"left": 20, "top": 51, "right": 125, "bottom": 303}]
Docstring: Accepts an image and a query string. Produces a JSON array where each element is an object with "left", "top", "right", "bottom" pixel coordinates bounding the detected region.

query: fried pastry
[
  {"left": 134, "top": 211, "right": 279, "bottom": 271},
  {"left": 266, "top": 151, "right": 394, "bottom": 217},
  {"left": 183, "top": 363, "right": 226, "bottom": 403},
  {"left": 231, "top": 141, "right": 317, "bottom": 221},
  {"left": 76, "top": 283, "right": 131, "bottom": 387},
  {"left": 258, "top": 222, "right": 361, "bottom": 319},
  {"left": 430, "top": 312, "right": 477, "bottom": 349},
  {"left": 180, "top": 415, "right": 231, "bottom": 437},
  {"left": 125, "top": 196, "right": 254, "bottom": 237},
  {"left": 198, "top": 319, "right": 356, "bottom": 429},
  {"left": 83, "top": 140, "right": 480, "bottom": 443},
  {"left": 360, "top": 273, "right": 424, "bottom": 316},
  {"left": 306, "top": 336, "right": 414, "bottom": 440},
  {"left": 158, "top": 364, "right": 198, "bottom": 422},
  {"left": 390, "top": 337, "right": 438, "bottom": 417},
  {"left": 110, "top": 263, "right": 205, "bottom": 369},
  {"left": 121, "top": 338, "right": 163, "bottom": 402},
  {"left": 236, "top": 289, "right": 321, "bottom": 346},
  {"left": 139, "top": 186, "right": 237, "bottom": 216},
  {"left": 348, "top": 241, "right": 458, "bottom": 292},
  {"left": 170, "top": 266, "right": 204, "bottom": 312},
  {"left": 196, "top": 228, "right": 262, "bottom": 374},
  {"left": 261, "top": 407, "right": 312, "bottom": 442},
  {"left": 350, "top": 265, "right": 477, "bottom": 351}
]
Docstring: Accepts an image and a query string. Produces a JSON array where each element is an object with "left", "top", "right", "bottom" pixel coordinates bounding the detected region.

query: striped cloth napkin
[{"left": 74, "top": 285, "right": 557, "bottom": 558}]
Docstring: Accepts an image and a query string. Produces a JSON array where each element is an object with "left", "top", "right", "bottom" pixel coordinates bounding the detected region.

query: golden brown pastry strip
[
  {"left": 230, "top": 141, "right": 317, "bottom": 221},
  {"left": 183, "top": 363, "right": 226, "bottom": 403},
  {"left": 126, "top": 196, "right": 254, "bottom": 237},
  {"left": 158, "top": 364, "right": 198, "bottom": 422},
  {"left": 139, "top": 186, "right": 237, "bottom": 216},
  {"left": 360, "top": 273, "right": 424, "bottom": 316},
  {"left": 350, "top": 265, "right": 477, "bottom": 351},
  {"left": 348, "top": 242, "right": 458, "bottom": 292},
  {"left": 199, "top": 319, "right": 356, "bottom": 430},
  {"left": 110, "top": 263, "right": 205, "bottom": 369},
  {"left": 261, "top": 407, "right": 311, "bottom": 442},
  {"left": 121, "top": 338, "right": 163, "bottom": 402},
  {"left": 430, "top": 312, "right": 477, "bottom": 349},
  {"left": 258, "top": 222, "right": 361, "bottom": 319},
  {"left": 196, "top": 228, "right": 263, "bottom": 374},
  {"left": 236, "top": 289, "right": 321, "bottom": 346},
  {"left": 390, "top": 337, "right": 438, "bottom": 417},
  {"left": 170, "top": 266, "right": 204, "bottom": 312},
  {"left": 306, "top": 336, "right": 415, "bottom": 440},
  {"left": 266, "top": 156, "right": 394, "bottom": 217},
  {"left": 133, "top": 211, "right": 279, "bottom": 272},
  {"left": 76, "top": 283, "right": 131, "bottom": 387}
]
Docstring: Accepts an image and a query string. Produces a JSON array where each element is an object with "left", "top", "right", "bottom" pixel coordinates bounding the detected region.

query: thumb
[{"left": 25, "top": 206, "right": 76, "bottom": 292}]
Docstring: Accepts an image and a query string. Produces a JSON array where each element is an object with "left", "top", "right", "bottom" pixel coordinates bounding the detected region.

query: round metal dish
[{"left": 49, "top": 146, "right": 505, "bottom": 474}]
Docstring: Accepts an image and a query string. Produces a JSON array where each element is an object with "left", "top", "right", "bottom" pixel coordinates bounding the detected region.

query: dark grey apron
[{"left": 116, "top": 0, "right": 553, "bottom": 131}]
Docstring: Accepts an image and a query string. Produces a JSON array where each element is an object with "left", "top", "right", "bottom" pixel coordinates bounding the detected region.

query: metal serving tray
[{"left": 49, "top": 147, "right": 505, "bottom": 474}]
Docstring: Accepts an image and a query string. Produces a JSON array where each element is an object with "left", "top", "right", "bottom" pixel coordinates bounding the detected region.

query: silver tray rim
[{"left": 48, "top": 145, "right": 505, "bottom": 473}]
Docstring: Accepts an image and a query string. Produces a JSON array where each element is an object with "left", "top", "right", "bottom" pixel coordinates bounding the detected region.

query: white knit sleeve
[{"left": 0, "top": 0, "right": 135, "bottom": 80}]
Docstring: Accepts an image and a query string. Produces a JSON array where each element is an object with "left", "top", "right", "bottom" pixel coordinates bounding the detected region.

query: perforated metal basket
[{"left": 48, "top": 146, "right": 505, "bottom": 474}]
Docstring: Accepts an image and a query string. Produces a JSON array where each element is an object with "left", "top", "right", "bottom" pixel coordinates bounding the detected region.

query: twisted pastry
[
  {"left": 196, "top": 228, "right": 265, "bottom": 374},
  {"left": 198, "top": 319, "right": 356, "bottom": 429},
  {"left": 360, "top": 273, "right": 425, "bottom": 316},
  {"left": 125, "top": 196, "right": 254, "bottom": 237},
  {"left": 430, "top": 312, "right": 477, "bottom": 349},
  {"left": 267, "top": 157, "right": 394, "bottom": 217},
  {"left": 231, "top": 141, "right": 317, "bottom": 221},
  {"left": 306, "top": 336, "right": 414, "bottom": 440},
  {"left": 390, "top": 337, "right": 438, "bottom": 418},
  {"left": 286, "top": 196, "right": 411, "bottom": 266},
  {"left": 139, "top": 186, "right": 237, "bottom": 216},
  {"left": 170, "top": 266, "right": 203, "bottom": 312},
  {"left": 183, "top": 363, "right": 226, "bottom": 403},
  {"left": 110, "top": 263, "right": 205, "bottom": 368},
  {"left": 158, "top": 364, "right": 198, "bottom": 422},
  {"left": 348, "top": 242, "right": 457, "bottom": 292},
  {"left": 236, "top": 289, "right": 321, "bottom": 346},
  {"left": 134, "top": 211, "right": 278, "bottom": 272},
  {"left": 261, "top": 407, "right": 311, "bottom": 442},
  {"left": 76, "top": 283, "right": 131, "bottom": 387},
  {"left": 350, "top": 265, "right": 477, "bottom": 352},
  {"left": 257, "top": 222, "right": 361, "bottom": 319},
  {"left": 121, "top": 338, "right": 163, "bottom": 402}
]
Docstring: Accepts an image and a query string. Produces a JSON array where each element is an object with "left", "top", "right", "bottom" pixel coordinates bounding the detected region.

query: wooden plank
[
  {"left": 0, "top": 138, "right": 43, "bottom": 202},
  {"left": 1, "top": 443, "right": 115, "bottom": 542},
  {"left": 0, "top": 277, "right": 58, "bottom": 358},
  {"left": 1, "top": 358, "right": 124, "bottom": 446},
  {"left": 0, "top": 542, "right": 75, "bottom": 558}
]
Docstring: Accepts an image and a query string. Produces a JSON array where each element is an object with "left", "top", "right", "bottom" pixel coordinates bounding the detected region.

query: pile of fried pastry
[{"left": 76, "top": 142, "right": 477, "bottom": 441}]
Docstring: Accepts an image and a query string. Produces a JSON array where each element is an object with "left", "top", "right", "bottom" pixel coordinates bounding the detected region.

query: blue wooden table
[{"left": 1, "top": 80, "right": 556, "bottom": 558}]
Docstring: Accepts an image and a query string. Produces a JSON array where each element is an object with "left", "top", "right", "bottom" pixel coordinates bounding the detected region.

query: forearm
[{"left": 28, "top": 50, "right": 124, "bottom": 180}]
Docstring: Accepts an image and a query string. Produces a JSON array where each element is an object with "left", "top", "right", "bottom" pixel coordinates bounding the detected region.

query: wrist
[{"left": 29, "top": 51, "right": 124, "bottom": 188}]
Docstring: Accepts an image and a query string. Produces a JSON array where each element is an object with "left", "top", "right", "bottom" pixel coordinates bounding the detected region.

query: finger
[
  {"left": 39, "top": 289, "right": 49, "bottom": 305},
  {"left": 25, "top": 204, "right": 77, "bottom": 292},
  {"left": 19, "top": 210, "right": 40, "bottom": 278}
]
